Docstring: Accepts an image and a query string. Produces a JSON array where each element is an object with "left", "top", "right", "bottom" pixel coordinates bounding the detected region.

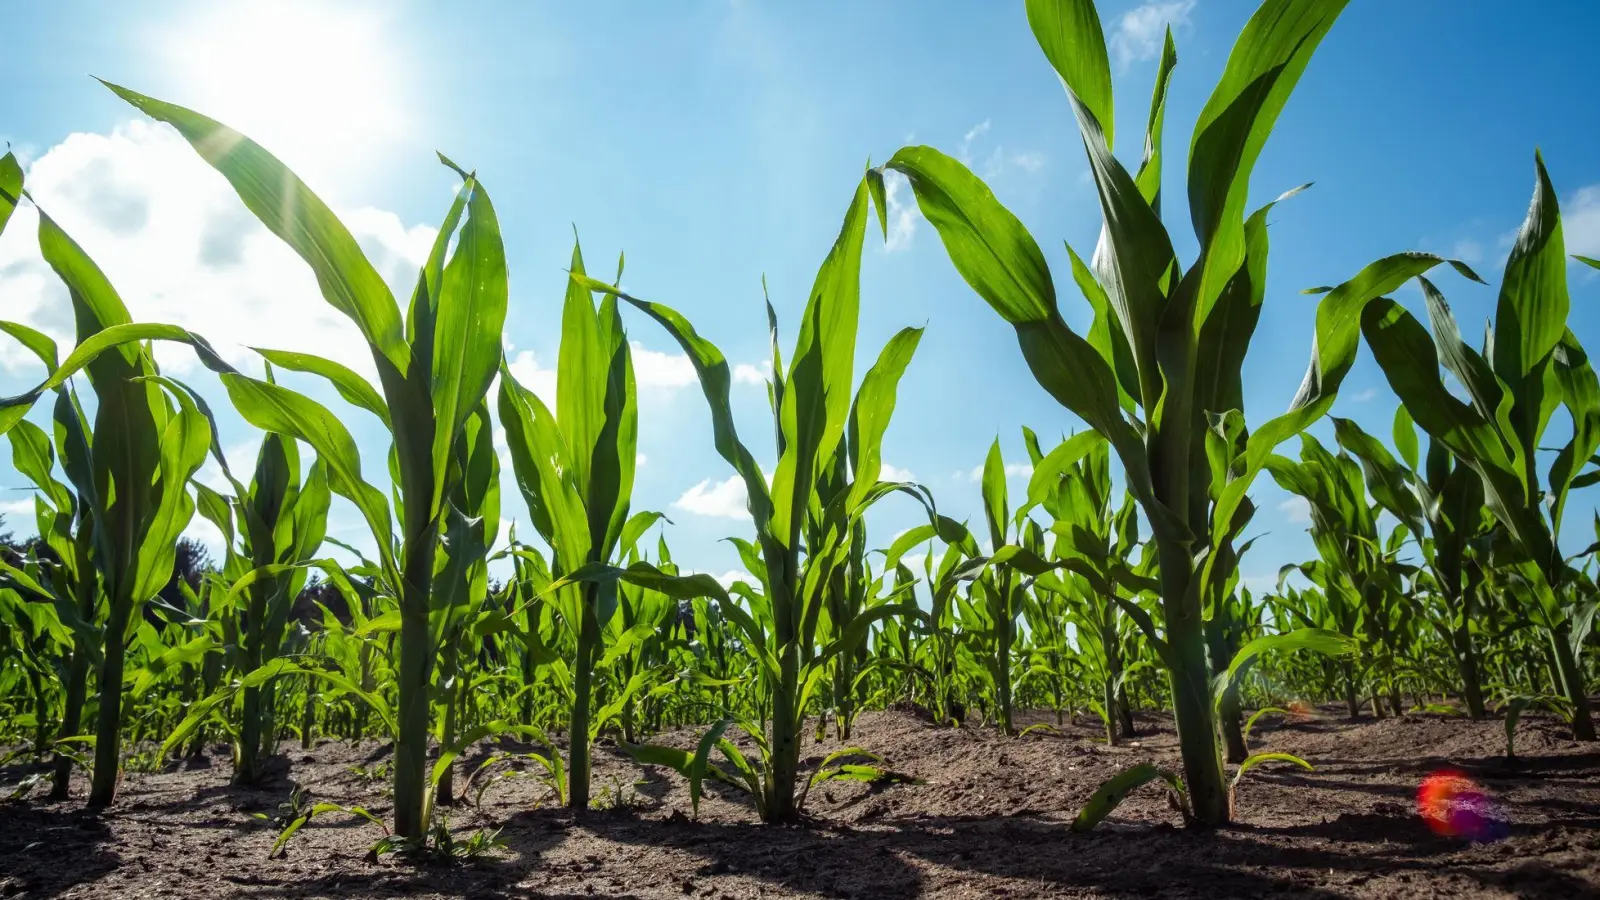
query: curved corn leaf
[
  {"left": 102, "top": 80, "right": 408, "bottom": 372},
  {"left": 1071, "top": 762, "right": 1182, "bottom": 832}
]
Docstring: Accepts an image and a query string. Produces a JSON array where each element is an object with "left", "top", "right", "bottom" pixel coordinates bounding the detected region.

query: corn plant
[
  {"left": 871, "top": 0, "right": 1476, "bottom": 824},
  {"left": 0, "top": 83, "right": 511, "bottom": 833},
  {"left": 1027, "top": 433, "right": 1147, "bottom": 743},
  {"left": 1, "top": 398, "right": 102, "bottom": 799},
  {"left": 1270, "top": 435, "right": 1420, "bottom": 717},
  {"left": 496, "top": 242, "right": 648, "bottom": 809},
  {"left": 577, "top": 174, "right": 930, "bottom": 822},
  {"left": 1349, "top": 155, "right": 1598, "bottom": 740},
  {"left": 1333, "top": 409, "right": 1493, "bottom": 718},
  {"left": 191, "top": 432, "right": 332, "bottom": 783},
  {"left": 0, "top": 183, "right": 212, "bottom": 805}
]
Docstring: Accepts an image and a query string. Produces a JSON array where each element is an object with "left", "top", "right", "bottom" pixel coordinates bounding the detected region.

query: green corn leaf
[
  {"left": 0, "top": 321, "right": 59, "bottom": 375},
  {"left": 1360, "top": 292, "right": 1551, "bottom": 568},
  {"left": 882, "top": 145, "right": 1171, "bottom": 539},
  {"left": 1071, "top": 762, "right": 1182, "bottom": 832},
  {"left": 846, "top": 326, "right": 924, "bottom": 511},
  {"left": 1215, "top": 628, "right": 1355, "bottom": 707},
  {"left": 1025, "top": 0, "right": 1114, "bottom": 149},
  {"left": 252, "top": 348, "right": 392, "bottom": 429},
  {"left": 1547, "top": 330, "right": 1600, "bottom": 550},
  {"left": 131, "top": 378, "right": 210, "bottom": 607},
  {"left": 1393, "top": 405, "right": 1420, "bottom": 471},
  {"left": 1134, "top": 29, "right": 1177, "bottom": 212},
  {"left": 689, "top": 718, "right": 736, "bottom": 818},
  {"left": 1023, "top": 431, "right": 1106, "bottom": 514},
  {"left": 1231, "top": 751, "right": 1312, "bottom": 789},
  {"left": 0, "top": 151, "right": 21, "bottom": 237},
  {"left": 618, "top": 511, "right": 670, "bottom": 558},
  {"left": 1187, "top": 0, "right": 1348, "bottom": 321},
  {"left": 1242, "top": 706, "right": 1291, "bottom": 747},
  {"left": 430, "top": 171, "right": 508, "bottom": 518},
  {"left": 497, "top": 360, "right": 590, "bottom": 572},
  {"left": 1492, "top": 151, "right": 1568, "bottom": 409},
  {"left": 769, "top": 177, "right": 869, "bottom": 551},
  {"left": 573, "top": 275, "right": 775, "bottom": 534},
  {"left": 130, "top": 633, "right": 218, "bottom": 696},
  {"left": 981, "top": 439, "right": 1008, "bottom": 552},
  {"left": 1212, "top": 251, "right": 1481, "bottom": 538},
  {"left": 1331, "top": 416, "right": 1426, "bottom": 538}
]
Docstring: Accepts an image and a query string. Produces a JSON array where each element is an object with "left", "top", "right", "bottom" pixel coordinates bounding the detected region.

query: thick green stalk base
[
  {"left": 393, "top": 613, "right": 433, "bottom": 840},
  {"left": 88, "top": 613, "right": 129, "bottom": 809},
  {"left": 52, "top": 651, "right": 88, "bottom": 801},
  {"left": 1550, "top": 627, "right": 1596, "bottom": 742}
]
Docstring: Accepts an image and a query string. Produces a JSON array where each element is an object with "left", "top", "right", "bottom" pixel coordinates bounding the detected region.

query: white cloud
[
  {"left": 1450, "top": 238, "right": 1484, "bottom": 265},
  {"left": 0, "top": 120, "right": 432, "bottom": 381},
  {"left": 507, "top": 350, "right": 558, "bottom": 406},
  {"left": 1011, "top": 152, "right": 1046, "bottom": 174},
  {"left": 636, "top": 452, "right": 649, "bottom": 467},
  {"left": 630, "top": 341, "right": 697, "bottom": 391},
  {"left": 733, "top": 362, "right": 769, "bottom": 385},
  {"left": 711, "top": 569, "right": 754, "bottom": 588},
  {"left": 1566, "top": 184, "right": 1600, "bottom": 261},
  {"left": 880, "top": 462, "right": 915, "bottom": 482},
  {"left": 967, "top": 462, "right": 1033, "bottom": 482},
  {"left": 182, "top": 512, "right": 228, "bottom": 560},
  {"left": 0, "top": 498, "right": 36, "bottom": 521},
  {"left": 193, "top": 440, "right": 266, "bottom": 492},
  {"left": 881, "top": 169, "right": 919, "bottom": 253},
  {"left": 897, "top": 552, "right": 928, "bottom": 574},
  {"left": 1110, "top": 1, "right": 1194, "bottom": 69},
  {"left": 506, "top": 341, "right": 694, "bottom": 402},
  {"left": 674, "top": 475, "right": 749, "bottom": 519},
  {"left": 1350, "top": 387, "right": 1378, "bottom": 403},
  {"left": 1279, "top": 495, "right": 1312, "bottom": 525},
  {"left": 954, "top": 119, "right": 1044, "bottom": 183},
  {"left": 959, "top": 120, "right": 991, "bottom": 164},
  {"left": 1240, "top": 572, "right": 1279, "bottom": 596}
]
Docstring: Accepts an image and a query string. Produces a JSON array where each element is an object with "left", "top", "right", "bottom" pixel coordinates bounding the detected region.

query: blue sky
[{"left": 2, "top": 0, "right": 1599, "bottom": 592}]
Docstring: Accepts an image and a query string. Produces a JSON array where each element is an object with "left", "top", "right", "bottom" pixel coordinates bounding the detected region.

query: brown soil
[{"left": 3, "top": 706, "right": 1597, "bottom": 899}]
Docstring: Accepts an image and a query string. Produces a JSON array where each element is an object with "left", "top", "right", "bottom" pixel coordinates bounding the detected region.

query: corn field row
[{"left": 0, "top": 0, "right": 1596, "bottom": 855}]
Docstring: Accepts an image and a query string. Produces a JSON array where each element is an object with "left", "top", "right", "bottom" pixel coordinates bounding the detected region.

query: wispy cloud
[
  {"left": 1567, "top": 184, "right": 1600, "bottom": 261},
  {"left": 1451, "top": 238, "right": 1484, "bottom": 265},
  {"left": 958, "top": 120, "right": 991, "bottom": 164},
  {"left": 1278, "top": 495, "right": 1312, "bottom": 525},
  {"left": 1351, "top": 387, "right": 1378, "bottom": 403},
  {"left": 1010, "top": 152, "right": 1046, "bottom": 174},
  {"left": 1109, "top": 1, "right": 1194, "bottom": 70},
  {"left": 956, "top": 119, "right": 1046, "bottom": 184}
]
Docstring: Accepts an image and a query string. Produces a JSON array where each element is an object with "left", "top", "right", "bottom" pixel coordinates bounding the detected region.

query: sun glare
[{"left": 160, "top": 0, "right": 409, "bottom": 185}]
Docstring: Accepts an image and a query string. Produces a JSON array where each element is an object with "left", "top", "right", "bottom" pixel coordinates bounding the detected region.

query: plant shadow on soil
[{"left": 2, "top": 705, "right": 1598, "bottom": 899}]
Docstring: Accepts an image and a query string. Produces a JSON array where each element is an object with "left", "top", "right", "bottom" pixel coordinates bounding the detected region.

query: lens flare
[{"left": 1417, "top": 769, "right": 1508, "bottom": 842}]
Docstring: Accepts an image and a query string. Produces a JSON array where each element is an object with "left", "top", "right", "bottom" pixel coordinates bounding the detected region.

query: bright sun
[{"left": 161, "top": 0, "right": 409, "bottom": 185}]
